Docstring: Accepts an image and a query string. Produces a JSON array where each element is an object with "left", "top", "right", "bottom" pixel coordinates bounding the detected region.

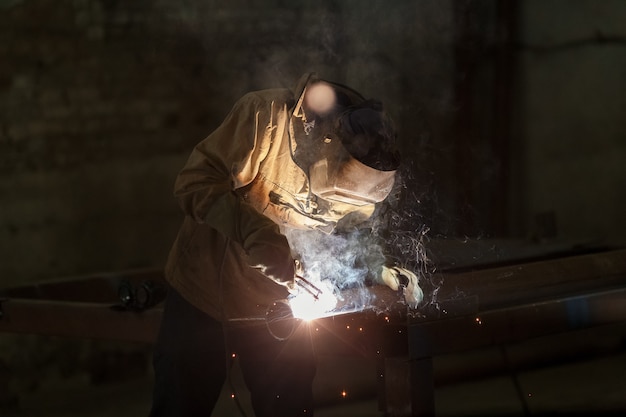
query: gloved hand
[
  {"left": 247, "top": 237, "right": 296, "bottom": 292},
  {"left": 381, "top": 265, "right": 424, "bottom": 309},
  {"left": 251, "top": 252, "right": 296, "bottom": 292}
]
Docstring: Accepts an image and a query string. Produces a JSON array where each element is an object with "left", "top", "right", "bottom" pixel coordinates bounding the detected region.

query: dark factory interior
[{"left": 1, "top": 1, "right": 625, "bottom": 416}]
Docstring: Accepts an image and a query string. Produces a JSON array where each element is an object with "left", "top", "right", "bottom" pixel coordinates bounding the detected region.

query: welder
[{"left": 148, "top": 73, "right": 423, "bottom": 417}]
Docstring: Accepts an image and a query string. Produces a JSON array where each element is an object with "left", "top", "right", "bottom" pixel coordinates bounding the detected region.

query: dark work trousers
[{"left": 148, "top": 286, "right": 316, "bottom": 417}]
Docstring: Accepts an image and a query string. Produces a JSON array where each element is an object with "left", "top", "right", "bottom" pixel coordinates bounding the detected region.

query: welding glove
[
  {"left": 246, "top": 230, "right": 297, "bottom": 293},
  {"left": 203, "top": 190, "right": 297, "bottom": 293},
  {"left": 381, "top": 266, "right": 424, "bottom": 309}
]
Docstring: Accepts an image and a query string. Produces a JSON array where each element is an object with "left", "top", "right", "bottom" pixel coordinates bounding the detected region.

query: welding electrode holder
[{"left": 294, "top": 275, "right": 322, "bottom": 300}]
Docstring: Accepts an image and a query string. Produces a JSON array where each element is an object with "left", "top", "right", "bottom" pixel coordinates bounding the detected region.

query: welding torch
[
  {"left": 226, "top": 274, "right": 325, "bottom": 341},
  {"left": 294, "top": 274, "right": 322, "bottom": 300}
]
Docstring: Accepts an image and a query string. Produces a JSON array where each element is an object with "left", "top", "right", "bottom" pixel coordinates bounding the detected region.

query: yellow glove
[{"left": 381, "top": 266, "right": 424, "bottom": 309}]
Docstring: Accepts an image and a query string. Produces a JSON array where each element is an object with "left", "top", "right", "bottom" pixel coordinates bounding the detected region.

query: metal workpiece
[
  {"left": 1, "top": 249, "right": 625, "bottom": 345},
  {"left": 0, "top": 297, "right": 162, "bottom": 344},
  {"left": 0, "top": 268, "right": 165, "bottom": 343},
  {"left": 1, "top": 248, "right": 625, "bottom": 416}
]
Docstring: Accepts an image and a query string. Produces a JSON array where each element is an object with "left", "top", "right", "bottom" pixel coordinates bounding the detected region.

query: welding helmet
[{"left": 290, "top": 75, "right": 400, "bottom": 207}]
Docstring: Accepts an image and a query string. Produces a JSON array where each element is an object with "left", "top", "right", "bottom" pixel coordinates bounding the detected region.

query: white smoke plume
[{"left": 284, "top": 227, "right": 386, "bottom": 310}]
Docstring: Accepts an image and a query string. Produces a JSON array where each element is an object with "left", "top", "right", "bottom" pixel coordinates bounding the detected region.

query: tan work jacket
[{"left": 165, "top": 76, "right": 377, "bottom": 320}]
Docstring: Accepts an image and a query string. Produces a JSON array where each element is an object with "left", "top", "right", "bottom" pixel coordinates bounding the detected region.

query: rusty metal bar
[
  {"left": 409, "top": 286, "right": 626, "bottom": 359},
  {"left": 1, "top": 250, "right": 624, "bottom": 345},
  {"left": 427, "top": 248, "right": 626, "bottom": 316},
  {"left": 0, "top": 298, "right": 161, "bottom": 344},
  {"left": 0, "top": 267, "right": 165, "bottom": 343}
]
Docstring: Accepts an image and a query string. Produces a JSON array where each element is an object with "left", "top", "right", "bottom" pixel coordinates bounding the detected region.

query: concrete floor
[
  {"left": 1, "top": 318, "right": 625, "bottom": 416},
  {"left": 3, "top": 338, "right": 626, "bottom": 417}
]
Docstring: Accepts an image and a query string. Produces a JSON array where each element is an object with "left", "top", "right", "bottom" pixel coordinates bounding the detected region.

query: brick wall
[{"left": 0, "top": 0, "right": 218, "bottom": 285}]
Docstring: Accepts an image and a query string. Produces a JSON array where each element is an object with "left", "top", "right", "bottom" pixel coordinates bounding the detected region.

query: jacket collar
[{"left": 290, "top": 72, "right": 320, "bottom": 117}]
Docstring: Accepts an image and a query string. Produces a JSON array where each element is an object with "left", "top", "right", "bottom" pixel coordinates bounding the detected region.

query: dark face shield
[{"left": 289, "top": 81, "right": 400, "bottom": 207}]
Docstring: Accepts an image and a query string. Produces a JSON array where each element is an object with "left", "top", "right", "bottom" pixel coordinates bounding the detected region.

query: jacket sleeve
[{"left": 173, "top": 92, "right": 295, "bottom": 285}]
